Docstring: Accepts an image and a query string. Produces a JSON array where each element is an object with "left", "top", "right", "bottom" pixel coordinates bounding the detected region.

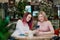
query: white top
[{"left": 11, "top": 20, "right": 30, "bottom": 37}]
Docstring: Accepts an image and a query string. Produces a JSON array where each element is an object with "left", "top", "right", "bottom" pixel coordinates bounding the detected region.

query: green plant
[
  {"left": 0, "top": 17, "right": 12, "bottom": 40},
  {"left": 17, "top": 0, "right": 27, "bottom": 18},
  {"left": 39, "top": 1, "right": 54, "bottom": 18}
]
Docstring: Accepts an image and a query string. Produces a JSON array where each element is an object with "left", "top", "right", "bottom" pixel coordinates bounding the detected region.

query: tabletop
[{"left": 14, "top": 34, "right": 56, "bottom": 40}]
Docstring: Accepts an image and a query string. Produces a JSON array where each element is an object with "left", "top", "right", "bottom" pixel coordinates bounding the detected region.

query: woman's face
[
  {"left": 38, "top": 14, "right": 44, "bottom": 22},
  {"left": 26, "top": 14, "right": 32, "bottom": 22}
]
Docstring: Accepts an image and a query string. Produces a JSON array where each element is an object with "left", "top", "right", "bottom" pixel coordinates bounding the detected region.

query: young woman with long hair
[
  {"left": 10, "top": 12, "right": 33, "bottom": 40},
  {"left": 34, "top": 11, "right": 54, "bottom": 36}
]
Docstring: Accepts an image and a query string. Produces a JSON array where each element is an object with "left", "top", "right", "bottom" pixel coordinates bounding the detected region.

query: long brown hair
[{"left": 22, "top": 12, "right": 33, "bottom": 30}]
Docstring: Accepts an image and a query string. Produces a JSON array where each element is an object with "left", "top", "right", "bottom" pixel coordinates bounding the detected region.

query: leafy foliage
[
  {"left": 0, "top": 17, "right": 11, "bottom": 40},
  {"left": 17, "top": 0, "right": 27, "bottom": 18},
  {"left": 39, "top": 1, "right": 54, "bottom": 18}
]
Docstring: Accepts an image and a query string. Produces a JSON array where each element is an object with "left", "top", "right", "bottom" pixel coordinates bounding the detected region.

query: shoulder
[
  {"left": 46, "top": 21, "right": 51, "bottom": 23},
  {"left": 46, "top": 21, "right": 52, "bottom": 25},
  {"left": 17, "top": 19, "right": 23, "bottom": 23},
  {"left": 17, "top": 19, "right": 22, "bottom": 22}
]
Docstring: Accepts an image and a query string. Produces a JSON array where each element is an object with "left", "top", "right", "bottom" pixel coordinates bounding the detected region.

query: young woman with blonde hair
[{"left": 34, "top": 11, "right": 54, "bottom": 36}]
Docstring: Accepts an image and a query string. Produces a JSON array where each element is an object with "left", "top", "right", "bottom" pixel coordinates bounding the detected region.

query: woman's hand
[
  {"left": 33, "top": 29, "right": 40, "bottom": 34},
  {"left": 25, "top": 32, "right": 29, "bottom": 36},
  {"left": 25, "top": 32, "right": 29, "bottom": 34}
]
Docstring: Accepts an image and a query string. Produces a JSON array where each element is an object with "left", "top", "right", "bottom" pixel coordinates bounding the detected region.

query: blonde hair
[{"left": 38, "top": 11, "right": 48, "bottom": 21}]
